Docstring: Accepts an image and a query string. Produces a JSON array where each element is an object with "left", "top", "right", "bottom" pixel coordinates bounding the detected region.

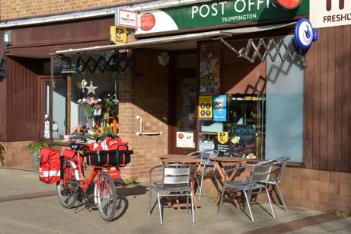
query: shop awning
[{"left": 52, "top": 22, "right": 296, "bottom": 56}]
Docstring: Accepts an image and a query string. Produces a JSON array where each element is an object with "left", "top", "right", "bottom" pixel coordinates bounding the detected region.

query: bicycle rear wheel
[
  {"left": 56, "top": 159, "right": 78, "bottom": 209},
  {"left": 95, "top": 171, "right": 117, "bottom": 222}
]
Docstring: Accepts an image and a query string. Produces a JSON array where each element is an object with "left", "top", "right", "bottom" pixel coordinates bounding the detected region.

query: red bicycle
[{"left": 56, "top": 142, "right": 132, "bottom": 222}]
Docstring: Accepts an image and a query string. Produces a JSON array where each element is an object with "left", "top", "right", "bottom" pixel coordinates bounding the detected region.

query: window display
[{"left": 50, "top": 51, "right": 131, "bottom": 142}]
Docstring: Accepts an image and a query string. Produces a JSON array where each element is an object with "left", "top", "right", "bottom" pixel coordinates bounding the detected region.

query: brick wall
[
  {"left": 0, "top": 141, "right": 34, "bottom": 169},
  {"left": 118, "top": 49, "right": 169, "bottom": 182},
  {"left": 280, "top": 167, "right": 351, "bottom": 212},
  {"left": 0, "top": 0, "right": 134, "bottom": 20}
]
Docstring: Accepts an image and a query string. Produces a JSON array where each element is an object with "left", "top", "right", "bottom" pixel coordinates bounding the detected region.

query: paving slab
[{"left": 0, "top": 168, "right": 350, "bottom": 234}]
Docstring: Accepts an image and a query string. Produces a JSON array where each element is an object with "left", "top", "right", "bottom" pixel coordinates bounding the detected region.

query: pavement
[{"left": 0, "top": 168, "right": 350, "bottom": 234}]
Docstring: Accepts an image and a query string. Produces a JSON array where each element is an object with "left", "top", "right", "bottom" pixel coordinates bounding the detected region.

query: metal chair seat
[{"left": 224, "top": 181, "right": 266, "bottom": 191}]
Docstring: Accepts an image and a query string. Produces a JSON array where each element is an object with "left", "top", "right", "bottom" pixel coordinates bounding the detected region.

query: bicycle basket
[{"left": 85, "top": 149, "right": 132, "bottom": 167}]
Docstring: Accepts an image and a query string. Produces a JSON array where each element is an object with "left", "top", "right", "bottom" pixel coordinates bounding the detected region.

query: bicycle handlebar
[{"left": 69, "top": 143, "right": 89, "bottom": 151}]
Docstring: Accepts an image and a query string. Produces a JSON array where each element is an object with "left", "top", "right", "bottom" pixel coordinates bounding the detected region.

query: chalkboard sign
[{"left": 229, "top": 125, "right": 256, "bottom": 156}]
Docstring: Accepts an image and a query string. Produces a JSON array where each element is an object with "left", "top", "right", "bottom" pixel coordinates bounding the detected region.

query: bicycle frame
[{"left": 64, "top": 151, "right": 113, "bottom": 193}]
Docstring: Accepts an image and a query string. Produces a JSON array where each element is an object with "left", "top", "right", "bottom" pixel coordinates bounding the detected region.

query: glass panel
[
  {"left": 228, "top": 95, "right": 264, "bottom": 159},
  {"left": 43, "top": 81, "right": 50, "bottom": 139},
  {"left": 52, "top": 79, "right": 67, "bottom": 139},
  {"left": 265, "top": 35, "right": 304, "bottom": 162}
]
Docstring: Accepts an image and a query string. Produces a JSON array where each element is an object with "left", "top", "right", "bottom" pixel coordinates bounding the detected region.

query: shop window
[
  {"left": 197, "top": 37, "right": 304, "bottom": 162},
  {"left": 265, "top": 35, "right": 304, "bottom": 163},
  {"left": 49, "top": 52, "right": 127, "bottom": 142}
]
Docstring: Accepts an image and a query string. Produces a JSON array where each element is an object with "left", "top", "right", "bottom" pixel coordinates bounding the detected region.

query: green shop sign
[{"left": 136, "top": 0, "right": 309, "bottom": 35}]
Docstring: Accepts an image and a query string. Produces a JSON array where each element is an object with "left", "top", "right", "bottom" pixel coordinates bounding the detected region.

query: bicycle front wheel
[
  {"left": 95, "top": 171, "right": 117, "bottom": 222},
  {"left": 56, "top": 159, "right": 78, "bottom": 209}
]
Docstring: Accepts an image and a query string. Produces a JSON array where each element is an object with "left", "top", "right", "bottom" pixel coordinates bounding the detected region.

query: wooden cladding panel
[
  {"left": 0, "top": 78, "right": 7, "bottom": 141},
  {"left": 11, "top": 17, "right": 113, "bottom": 47},
  {"left": 304, "top": 25, "right": 351, "bottom": 172},
  {"left": 7, "top": 17, "right": 113, "bottom": 57},
  {"left": 7, "top": 57, "right": 41, "bottom": 142}
]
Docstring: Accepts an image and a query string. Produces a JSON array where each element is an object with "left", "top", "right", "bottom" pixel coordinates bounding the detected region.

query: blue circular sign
[{"left": 294, "top": 18, "right": 314, "bottom": 50}]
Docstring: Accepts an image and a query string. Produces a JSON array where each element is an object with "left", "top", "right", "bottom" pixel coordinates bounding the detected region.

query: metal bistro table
[
  {"left": 159, "top": 154, "right": 202, "bottom": 209},
  {"left": 159, "top": 154, "right": 202, "bottom": 164}
]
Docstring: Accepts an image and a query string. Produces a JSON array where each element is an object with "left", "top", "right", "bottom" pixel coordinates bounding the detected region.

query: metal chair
[
  {"left": 148, "top": 164, "right": 195, "bottom": 224},
  {"left": 197, "top": 150, "right": 218, "bottom": 200},
  {"left": 217, "top": 160, "right": 275, "bottom": 223},
  {"left": 264, "top": 157, "right": 289, "bottom": 211}
]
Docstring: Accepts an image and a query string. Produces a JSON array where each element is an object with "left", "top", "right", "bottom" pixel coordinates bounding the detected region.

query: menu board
[
  {"left": 199, "top": 42, "right": 220, "bottom": 95},
  {"left": 229, "top": 125, "right": 256, "bottom": 156}
]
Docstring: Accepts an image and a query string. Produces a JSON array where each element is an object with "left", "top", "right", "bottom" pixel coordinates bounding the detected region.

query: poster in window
[
  {"left": 199, "top": 138, "right": 215, "bottom": 152},
  {"left": 176, "top": 132, "right": 195, "bottom": 148},
  {"left": 199, "top": 42, "right": 220, "bottom": 95},
  {"left": 199, "top": 96, "right": 213, "bottom": 120},
  {"left": 213, "top": 95, "right": 227, "bottom": 122},
  {"left": 229, "top": 125, "right": 256, "bottom": 157}
]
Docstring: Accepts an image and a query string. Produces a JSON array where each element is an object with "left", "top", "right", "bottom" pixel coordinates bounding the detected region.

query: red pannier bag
[
  {"left": 39, "top": 148, "right": 61, "bottom": 184},
  {"left": 105, "top": 138, "right": 122, "bottom": 150},
  {"left": 105, "top": 137, "right": 128, "bottom": 151}
]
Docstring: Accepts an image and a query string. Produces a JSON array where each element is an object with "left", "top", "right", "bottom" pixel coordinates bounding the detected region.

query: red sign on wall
[
  {"left": 275, "top": 0, "right": 301, "bottom": 9},
  {"left": 140, "top": 13, "right": 156, "bottom": 31}
]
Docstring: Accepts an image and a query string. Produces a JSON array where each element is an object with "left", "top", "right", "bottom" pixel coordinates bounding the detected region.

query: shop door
[
  {"left": 169, "top": 52, "right": 197, "bottom": 155},
  {"left": 39, "top": 76, "right": 66, "bottom": 140}
]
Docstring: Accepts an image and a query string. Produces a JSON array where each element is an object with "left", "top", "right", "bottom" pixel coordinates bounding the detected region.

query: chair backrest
[
  {"left": 249, "top": 160, "right": 275, "bottom": 183},
  {"left": 275, "top": 157, "right": 289, "bottom": 183},
  {"left": 200, "top": 150, "right": 218, "bottom": 159},
  {"left": 187, "top": 151, "right": 201, "bottom": 157},
  {"left": 163, "top": 165, "right": 191, "bottom": 185}
]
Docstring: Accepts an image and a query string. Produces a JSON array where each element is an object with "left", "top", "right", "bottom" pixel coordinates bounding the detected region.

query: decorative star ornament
[{"left": 86, "top": 81, "right": 97, "bottom": 95}]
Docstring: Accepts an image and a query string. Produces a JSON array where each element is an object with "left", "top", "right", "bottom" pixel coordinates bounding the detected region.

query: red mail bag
[{"left": 39, "top": 148, "right": 61, "bottom": 184}]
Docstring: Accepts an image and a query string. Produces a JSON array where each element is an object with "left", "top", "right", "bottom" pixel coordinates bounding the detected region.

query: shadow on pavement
[{"left": 241, "top": 213, "right": 344, "bottom": 234}]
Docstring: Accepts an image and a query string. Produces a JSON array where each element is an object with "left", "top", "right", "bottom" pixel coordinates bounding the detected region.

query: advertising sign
[
  {"left": 199, "top": 96, "right": 213, "bottom": 120},
  {"left": 199, "top": 42, "right": 221, "bottom": 95},
  {"left": 176, "top": 132, "right": 195, "bottom": 148},
  {"left": 136, "top": 0, "right": 309, "bottom": 35},
  {"left": 110, "top": 26, "right": 127, "bottom": 45},
  {"left": 310, "top": 0, "right": 351, "bottom": 28},
  {"left": 117, "top": 9, "right": 138, "bottom": 28},
  {"left": 213, "top": 95, "right": 227, "bottom": 122},
  {"left": 217, "top": 132, "right": 230, "bottom": 156}
]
